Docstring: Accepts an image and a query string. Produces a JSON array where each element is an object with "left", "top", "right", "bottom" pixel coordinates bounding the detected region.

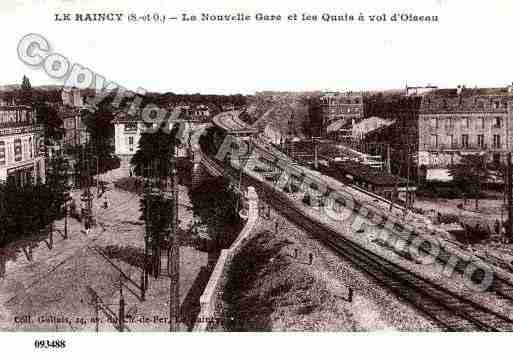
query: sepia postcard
[{"left": 1, "top": 0, "right": 513, "bottom": 357}]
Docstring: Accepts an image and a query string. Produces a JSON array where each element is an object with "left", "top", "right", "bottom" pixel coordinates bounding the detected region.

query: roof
[
  {"left": 113, "top": 110, "right": 139, "bottom": 123},
  {"left": 0, "top": 105, "right": 33, "bottom": 110},
  {"left": 420, "top": 86, "right": 513, "bottom": 113},
  {"left": 425, "top": 87, "right": 511, "bottom": 98},
  {"left": 323, "top": 161, "right": 407, "bottom": 187},
  {"left": 212, "top": 111, "right": 257, "bottom": 134},
  {"left": 326, "top": 118, "right": 351, "bottom": 132}
]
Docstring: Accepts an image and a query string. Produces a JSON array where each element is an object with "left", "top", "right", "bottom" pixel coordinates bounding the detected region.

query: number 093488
[{"left": 34, "top": 340, "right": 66, "bottom": 349}]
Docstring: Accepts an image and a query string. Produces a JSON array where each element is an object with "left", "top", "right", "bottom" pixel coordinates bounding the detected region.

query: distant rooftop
[{"left": 424, "top": 86, "right": 513, "bottom": 98}]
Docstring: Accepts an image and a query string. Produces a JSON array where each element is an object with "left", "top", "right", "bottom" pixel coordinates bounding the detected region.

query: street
[{"left": 0, "top": 170, "right": 212, "bottom": 331}]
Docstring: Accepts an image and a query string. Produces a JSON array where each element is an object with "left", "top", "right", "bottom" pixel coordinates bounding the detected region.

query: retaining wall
[{"left": 193, "top": 186, "right": 259, "bottom": 331}]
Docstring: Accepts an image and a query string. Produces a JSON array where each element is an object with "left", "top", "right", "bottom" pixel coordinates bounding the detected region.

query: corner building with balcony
[
  {"left": 0, "top": 105, "right": 45, "bottom": 186},
  {"left": 418, "top": 85, "right": 513, "bottom": 179}
]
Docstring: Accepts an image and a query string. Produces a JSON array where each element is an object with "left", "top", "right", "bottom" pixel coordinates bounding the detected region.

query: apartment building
[
  {"left": 319, "top": 91, "right": 364, "bottom": 136},
  {"left": 0, "top": 105, "right": 45, "bottom": 185},
  {"left": 418, "top": 85, "right": 513, "bottom": 177}
]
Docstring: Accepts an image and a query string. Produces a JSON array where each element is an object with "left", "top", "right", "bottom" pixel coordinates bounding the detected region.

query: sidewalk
[{"left": 0, "top": 171, "right": 212, "bottom": 331}]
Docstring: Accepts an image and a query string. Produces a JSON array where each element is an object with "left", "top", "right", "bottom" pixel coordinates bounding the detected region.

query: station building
[{"left": 113, "top": 106, "right": 196, "bottom": 169}]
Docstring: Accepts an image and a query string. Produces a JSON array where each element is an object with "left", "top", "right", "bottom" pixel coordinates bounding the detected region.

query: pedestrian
[
  {"left": 70, "top": 199, "right": 77, "bottom": 219},
  {"left": 494, "top": 219, "right": 501, "bottom": 234},
  {"left": 85, "top": 219, "right": 90, "bottom": 235}
]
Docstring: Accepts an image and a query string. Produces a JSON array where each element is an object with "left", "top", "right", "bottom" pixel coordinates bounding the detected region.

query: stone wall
[{"left": 193, "top": 186, "right": 260, "bottom": 331}]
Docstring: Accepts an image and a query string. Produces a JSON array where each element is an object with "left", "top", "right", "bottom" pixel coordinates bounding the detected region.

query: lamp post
[
  {"left": 168, "top": 150, "right": 180, "bottom": 332},
  {"left": 63, "top": 190, "right": 71, "bottom": 240}
]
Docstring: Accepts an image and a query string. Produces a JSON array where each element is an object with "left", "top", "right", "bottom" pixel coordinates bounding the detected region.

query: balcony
[
  {"left": 443, "top": 125, "right": 454, "bottom": 133},
  {"left": 431, "top": 143, "right": 488, "bottom": 151}
]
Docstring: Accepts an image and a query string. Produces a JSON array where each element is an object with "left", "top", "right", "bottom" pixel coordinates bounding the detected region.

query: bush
[{"left": 417, "top": 182, "right": 464, "bottom": 199}]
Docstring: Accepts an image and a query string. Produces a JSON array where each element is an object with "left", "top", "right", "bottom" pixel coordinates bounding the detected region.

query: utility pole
[
  {"left": 507, "top": 152, "right": 512, "bottom": 243},
  {"left": 81, "top": 145, "right": 93, "bottom": 232},
  {"left": 118, "top": 277, "right": 125, "bottom": 332},
  {"left": 142, "top": 165, "right": 150, "bottom": 300},
  {"left": 390, "top": 159, "right": 403, "bottom": 213},
  {"left": 63, "top": 157, "right": 70, "bottom": 240},
  {"left": 64, "top": 193, "right": 68, "bottom": 240},
  {"left": 405, "top": 144, "right": 411, "bottom": 214},
  {"left": 312, "top": 137, "right": 321, "bottom": 170},
  {"left": 386, "top": 144, "right": 391, "bottom": 174},
  {"left": 96, "top": 156, "right": 99, "bottom": 196},
  {"left": 168, "top": 146, "right": 180, "bottom": 332}
]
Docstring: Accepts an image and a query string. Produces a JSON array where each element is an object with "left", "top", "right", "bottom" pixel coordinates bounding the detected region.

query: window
[
  {"left": 494, "top": 117, "right": 502, "bottom": 129},
  {"left": 477, "top": 134, "right": 484, "bottom": 149},
  {"left": 464, "top": 118, "right": 471, "bottom": 128},
  {"left": 461, "top": 134, "right": 469, "bottom": 149},
  {"left": 29, "top": 137, "right": 33, "bottom": 158},
  {"left": 479, "top": 117, "right": 485, "bottom": 129},
  {"left": 430, "top": 134, "right": 438, "bottom": 148},
  {"left": 449, "top": 134, "right": 454, "bottom": 148},
  {"left": 494, "top": 101, "right": 500, "bottom": 109},
  {"left": 430, "top": 118, "right": 438, "bottom": 129},
  {"left": 494, "top": 153, "right": 501, "bottom": 165},
  {"left": 0, "top": 141, "right": 5, "bottom": 165},
  {"left": 493, "top": 134, "right": 501, "bottom": 149},
  {"left": 14, "top": 138, "right": 22, "bottom": 161},
  {"left": 124, "top": 122, "right": 138, "bottom": 132},
  {"left": 128, "top": 136, "right": 134, "bottom": 152}
]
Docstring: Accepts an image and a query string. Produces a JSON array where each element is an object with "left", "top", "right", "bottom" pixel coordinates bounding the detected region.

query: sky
[{"left": 0, "top": 0, "right": 512, "bottom": 94}]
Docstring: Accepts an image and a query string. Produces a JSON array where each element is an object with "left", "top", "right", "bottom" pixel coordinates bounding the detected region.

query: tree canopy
[
  {"left": 0, "top": 156, "right": 70, "bottom": 247},
  {"left": 35, "top": 102, "right": 63, "bottom": 143},
  {"left": 19, "top": 75, "right": 33, "bottom": 105},
  {"left": 448, "top": 154, "right": 492, "bottom": 208},
  {"left": 130, "top": 125, "right": 180, "bottom": 178},
  {"left": 80, "top": 105, "right": 119, "bottom": 175}
]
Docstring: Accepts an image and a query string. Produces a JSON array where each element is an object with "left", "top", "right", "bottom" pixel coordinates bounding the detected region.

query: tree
[
  {"left": 19, "top": 75, "right": 33, "bottom": 105},
  {"left": 35, "top": 102, "right": 63, "bottom": 143},
  {"left": 131, "top": 124, "right": 181, "bottom": 277},
  {"left": 448, "top": 154, "right": 492, "bottom": 209},
  {"left": 0, "top": 170, "right": 69, "bottom": 247},
  {"left": 189, "top": 177, "right": 239, "bottom": 250},
  {"left": 81, "top": 105, "right": 119, "bottom": 175},
  {"left": 46, "top": 156, "right": 72, "bottom": 217},
  {"left": 139, "top": 187, "right": 175, "bottom": 277},
  {"left": 307, "top": 97, "right": 323, "bottom": 138},
  {"left": 130, "top": 125, "right": 180, "bottom": 178}
]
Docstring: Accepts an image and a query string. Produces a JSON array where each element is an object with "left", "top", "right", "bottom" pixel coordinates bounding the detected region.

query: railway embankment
[
  {"left": 193, "top": 187, "right": 260, "bottom": 331},
  {"left": 242, "top": 143, "right": 513, "bottom": 325}
]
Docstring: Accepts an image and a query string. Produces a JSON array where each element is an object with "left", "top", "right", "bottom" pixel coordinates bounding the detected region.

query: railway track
[
  {"left": 265, "top": 190, "right": 513, "bottom": 331},
  {"left": 199, "top": 145, "right": 513, "bottom": 331}
]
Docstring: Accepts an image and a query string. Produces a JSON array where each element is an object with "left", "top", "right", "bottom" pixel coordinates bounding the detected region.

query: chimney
[{"left": 456, "top": 85, "right": 463, "bottom": 96}]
